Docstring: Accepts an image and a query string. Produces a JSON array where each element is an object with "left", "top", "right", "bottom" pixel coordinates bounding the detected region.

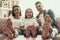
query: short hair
[
  {"left": 12, "top": 5, "right": 21, "bottom": 17},
  {"left": 35, "top": 1, "right": 42, "bottom": 5}
]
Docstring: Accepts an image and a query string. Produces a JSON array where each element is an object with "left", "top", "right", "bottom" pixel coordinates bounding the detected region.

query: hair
[
  {"left": 8, "top": 10, "right": 12, "bottom": 17},
  {"left": 25, "top": 8, "right": 33, "bottom": 18},
  {"left": 35, "top": 1, "right": 42, "bottom": 5},
  {"left": 12, "top": 5, "right": 21, "bottom": 17}
]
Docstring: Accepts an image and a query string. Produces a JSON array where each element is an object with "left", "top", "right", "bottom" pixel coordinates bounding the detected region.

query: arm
[{"left": 47, "top": 9, "right": 58, "bottom": 29}]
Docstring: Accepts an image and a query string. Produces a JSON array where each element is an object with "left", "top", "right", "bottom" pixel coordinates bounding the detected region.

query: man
[{"left": 35, "top": 1, "right": 58, "bottom": 39}]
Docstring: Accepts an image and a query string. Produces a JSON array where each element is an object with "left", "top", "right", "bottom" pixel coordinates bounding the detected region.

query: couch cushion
[
  {"left": 56, "top": 18, "right": 60, "bottom": 32},
  {"left": 0, "top": 34, "right": 6, "bottom": 40},
  {"left": 53, "top": 34, "right": 60, "bottom": 40}
]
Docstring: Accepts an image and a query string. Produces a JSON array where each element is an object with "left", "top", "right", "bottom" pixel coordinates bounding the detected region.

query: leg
[
  {"left": 50, "top": 28, "right": 58, "bottom": 39},
  {"left": 37, "top": 28, "right": 42, "bottom": 35},
  {"left": 2, "top": 26, "right": 13, "bottom": 39},
  {"left": 31, "top": 27, "right": 37, "bottom": 38},
  {"left": 14, "top": 29, "right": 20, "bottom": 37},
  {"left": 7, "top": 19, "right": 15, "bottom": 34},
  {"left": 31, "top": 30, "right": 37, "bottom": 38},
  {"left": 24, "top": 27, "right": 31, "bottom": 38}
]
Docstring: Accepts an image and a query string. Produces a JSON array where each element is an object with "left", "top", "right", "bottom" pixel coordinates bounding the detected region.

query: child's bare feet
[
  {"left": 31, "top": 27, "right": 37, "bottom": 38},
  {"left": 31, "top": 30, "right": 37, "bottom": 38},
  {"left": 25, "top": 27, "right": 31, "bottom": 38}
]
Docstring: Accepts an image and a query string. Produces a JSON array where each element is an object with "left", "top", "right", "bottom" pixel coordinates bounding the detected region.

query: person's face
[
  {"left": 26, "top": 9, "right": 33, "bottom": 18},
  {"left": 13, "top": 7, "right": 21, "bottom": 16},
  {"left": 35, "top": 3, "right": 43, "bottom": 12}
]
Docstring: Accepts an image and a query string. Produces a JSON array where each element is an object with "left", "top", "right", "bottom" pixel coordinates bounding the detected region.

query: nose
[
  {"left": 15, "top": 10, "right": 18, "bottom": 12},
  {"left": 38, "top": 6, "right": 42, "bottom": 9}
]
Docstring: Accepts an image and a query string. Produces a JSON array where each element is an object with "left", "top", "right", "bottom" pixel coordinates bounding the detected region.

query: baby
[{"left": 42, "top": 15, "right": 53, "bottom": 39}]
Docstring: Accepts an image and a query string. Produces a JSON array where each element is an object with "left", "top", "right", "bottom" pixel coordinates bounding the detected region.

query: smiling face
[
  {"left": 35, "top": 2, "right": 43, "bottom": 13},
  {"left": 12, "top": 5, "right": 21, "bottom": 17},
  {"left": 13, "top": 7, "right": 21, "bottom": 16},
  {"left": 25, "top": 8, "right": 33, "bottom": 18}
]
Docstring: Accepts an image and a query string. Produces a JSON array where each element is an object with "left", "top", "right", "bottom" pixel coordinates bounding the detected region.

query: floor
[{"left": 13, "top": 35, "right": 52, "bottom": 40}]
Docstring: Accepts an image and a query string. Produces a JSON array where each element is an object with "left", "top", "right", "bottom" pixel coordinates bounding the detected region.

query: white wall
[{"left": 19, "top": 0, "right": 60, "bottom": 18}]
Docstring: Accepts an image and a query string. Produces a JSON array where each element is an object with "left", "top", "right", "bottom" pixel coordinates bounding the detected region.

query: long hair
[
  {"left": 8, "top": 10, "right": 12, "bottom": 17},
  {"left": 25, "top": 8, "right": 33, "bottom": 18},
  {"left": 12, "top": 5, "right": 21, "bottom": 17}
]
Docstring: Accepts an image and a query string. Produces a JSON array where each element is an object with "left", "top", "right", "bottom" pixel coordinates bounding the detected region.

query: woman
[{"left": 11, "top": 5, "right": 24, "bottom": 37}]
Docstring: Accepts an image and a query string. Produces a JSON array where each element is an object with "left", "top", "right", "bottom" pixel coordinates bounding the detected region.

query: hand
[
  {"left": 36, "top": 18, "right": 41, "bottom": 23},
  {"left": 20, "top": 26, "right": 24, "bottom": 30},
  {"left": 37, "top": 26, "right": 41, "bottom": 29}
]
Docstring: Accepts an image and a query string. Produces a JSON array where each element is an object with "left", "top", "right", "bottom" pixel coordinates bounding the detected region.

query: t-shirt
[
  {"left": 11, "top": 16, "right": 23, "bottom": 29},
  {"left": 22, "top": 18, "right": 39, "bottom": 29},
  {"left": 39, "top": 13, "right": 45, "bottom": 25}
]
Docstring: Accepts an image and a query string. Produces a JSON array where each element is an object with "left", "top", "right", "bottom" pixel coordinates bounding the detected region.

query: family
[{"left": 2, "top": 1, "right": 58, "bottom": 40}]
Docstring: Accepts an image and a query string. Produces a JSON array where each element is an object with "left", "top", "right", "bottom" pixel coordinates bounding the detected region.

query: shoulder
[
  {"left": 48, "top": 9, "right": 53, "bottom": 12},
  {"left": 32, "top": 18, "right": 37, "bottom": 22},
  {"left": 47, "top": 9, "right": 55, "bottom": 16},
  {"left": 47, "top": 9, "right": 54, "bottom": 14}
]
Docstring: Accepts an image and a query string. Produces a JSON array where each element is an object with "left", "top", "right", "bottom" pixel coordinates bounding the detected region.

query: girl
[{"left": 23, "top": 8, "right": 39, "bottom": 38}]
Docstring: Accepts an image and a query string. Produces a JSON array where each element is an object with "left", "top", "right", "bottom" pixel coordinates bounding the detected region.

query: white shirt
[
  {"left": 11, "top": 17, "right": 23, "bottom": 29},
  {"left": 22, "top": 18, "right": 39, "bottom": 29},
  {"left": 39, "top": 13, "right": 45, "bottom": 25}
]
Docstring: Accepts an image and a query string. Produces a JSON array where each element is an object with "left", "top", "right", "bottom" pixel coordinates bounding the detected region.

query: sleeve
[
  {"left": 47, "top": 9, "right": 58, "bottom": 29},
  {"left": 47, "top": 9, "right": 55, "bottom": 19},
  {"left": 36, "top": 14, "right": 40, "bottom": 19}
]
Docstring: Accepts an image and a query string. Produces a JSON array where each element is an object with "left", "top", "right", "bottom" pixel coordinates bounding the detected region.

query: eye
[
  {"left": 39, "top": 5, "right": 41, "bottom": 7},
  {"left": 17, "top": 9, "right": 18, "bottom": 11}
]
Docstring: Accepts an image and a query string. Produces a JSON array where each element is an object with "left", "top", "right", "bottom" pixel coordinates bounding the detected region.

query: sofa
[
  {"left": 0, "top": 18, "right": 14, "bottom": 40},
  {"left": 0, "top": 18, "right": 60, "bottom": 40},
  {"left": 53, "top": 18, "right": 60, "bottom": 40}
]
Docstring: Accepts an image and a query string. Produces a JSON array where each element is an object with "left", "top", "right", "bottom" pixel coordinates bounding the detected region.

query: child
[
  {"left": 23, "top": 8, "right": 39, "bottom": 38},
  {"left": 42, "top": 15, "right": 53, "bottom": 40}
]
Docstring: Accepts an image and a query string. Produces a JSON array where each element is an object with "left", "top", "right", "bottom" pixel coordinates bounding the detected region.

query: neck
[
  {"left": 14, "top": 15, "right": 20, "bottom": 19},
  {"left": 39, "top": 10, "right": 43, "bottom": 14},
  {"left": 26, "top": 17, "right": 33, "bottom": 19}
]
